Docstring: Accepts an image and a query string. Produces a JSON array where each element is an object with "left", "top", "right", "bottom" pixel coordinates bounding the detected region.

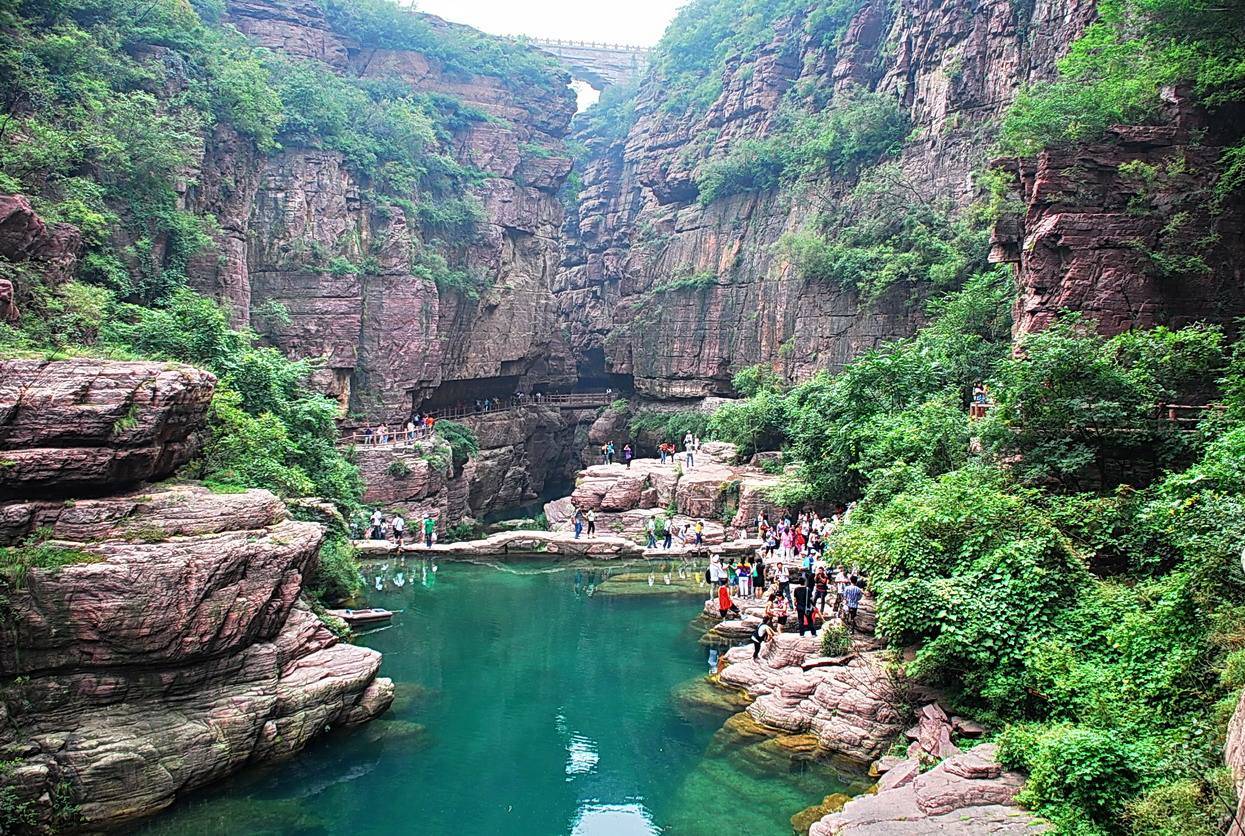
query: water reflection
[{"left": 569, "top": 802, "right": 658, "bottom": 835}]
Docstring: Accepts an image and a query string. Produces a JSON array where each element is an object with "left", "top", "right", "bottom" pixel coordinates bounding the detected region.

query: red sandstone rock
[
  {"left": 1228, "top": 690, "right": 1245, "bottom": 836},
  {"left": 0, "top": 359, "right": 216, "bottom": 498},
  {"left": 0, "top": 485, "right": 393, "bottom": 829},
  {"left": 810, "top": 744, "right": 1045, "bottom": 835},
  {"left": 0, "top": 194, "right": 82, "bottom": 284}
]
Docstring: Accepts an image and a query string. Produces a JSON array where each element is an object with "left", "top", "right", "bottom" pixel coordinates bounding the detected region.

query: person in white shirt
[
  {"left": 392, "top": 514, "right": 405, "bottom": 547},
  {"left": 370, "top": 508, "right": 383, "bottom": 539}
]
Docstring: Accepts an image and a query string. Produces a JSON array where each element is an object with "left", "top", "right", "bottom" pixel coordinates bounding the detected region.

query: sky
[{"left": 408, "top": 0, "right": 684, "bottom": 47}]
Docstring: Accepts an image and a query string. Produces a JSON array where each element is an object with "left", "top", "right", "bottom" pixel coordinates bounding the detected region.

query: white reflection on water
[
  {"left": 566, "top": 734, "right": 600, "bottom": 777},
  {"left": 570, "top": 802, "right": 660, "bottom": 835}
]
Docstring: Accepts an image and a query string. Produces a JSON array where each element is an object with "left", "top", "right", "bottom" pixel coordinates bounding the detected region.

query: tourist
[
  {"left": 833, "top": 565, "right": 850, "bottom": 613},
  {"left": 693, "top": 435, "right": 701, "bottom": 451},
  {"left": 717, "top": 583, "right": 740, "bottom": 621},
  {"left": 378, "top": 423, "right": 388, "bottom": 445},
  {"left": 422, "top": 513, "right": 436, "bottom": 548},
  {"left": 813, "top": 565, "right": 829, "bottom": 611},
  {"left": 600, "top": 443, "right": 609, "bottom": 465},
  {"left": 586, "top": 508, "right": 596, "bottom": 537},
  {"left": 623, "top": 443, "right": 634, "bottom": 468},
  {"left": 751, "top": 615, "right": 775, "bottom": 660},
  {"left": 425, "top": 415, "right": 436, "bottom": 432},
  {"left": 793, "top": 581, "right": 816, "bottom": 637},
  {"left": 607, "top": 441, "right": 616, "bottom": 465},
  {"left": 843, "top": 576, "right": 864, "bottom": 631},
  {"left": 659, "top": 442, "right": 668, "bottom": 465},
  {"left": 738, "top": 556, "right": 752, "bottom": 597},
  {"left": 684, "top": 443, "right": 694, "bottom": 469},
  {"left": 573, "top": 507, "right": 584, "bottom": 539},
  {"left": 405, "top": 420, "right": 416, "bottom": 443},
  {"left": 663, "top": 516, "right": 674, "bottom": 549},
  {"left": 392, "top": 513, "right": 406, "bottom": 548},
  {"left": 777, "top": 562, "right": 791, "bottom": 604},
  {"left": 646, "top": 516, "right": 657, "bottom": 548},
  {"left": 766, "top": 593, "right": 789, "bottom": 630},
  {"left": 694, "top": 518, "right": 704, "bottom": 546},
  {"left": 727, "top": 559, "right": 738, "bottom": 594},
  {"left": 683, "top": 431, "right": 693, "bottom": 449},
  {"left": 370, "top": 508, "right": 383, "bottom": 540},
  {"left": 709, "top": 553, "right": 724, "bottom": 587},
  {"left": 363, "top": 425, "right": 374, "bottom": 445}
]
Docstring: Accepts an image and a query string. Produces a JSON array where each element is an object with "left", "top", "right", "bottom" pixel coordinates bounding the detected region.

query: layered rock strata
[
  {"left": 0, "top": 360, "right": 393, "bottom": 830},
  {"left": 0, "top": 359, "right": 215, "bottom": 499},
  {"left": 556, "top": 0, "right": 1096, "bottom": 396},
  {"left": 808, "top": 744, "right": 1046, "bottom": 835},
  {"left": 991, "top": 112, "right": 1245, "bottom": 339},
  {"left": 182, "top": 0, "right": 580, "bottom": 418}
]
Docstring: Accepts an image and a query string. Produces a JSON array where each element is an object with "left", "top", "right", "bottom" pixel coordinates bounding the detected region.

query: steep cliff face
[
  {"left": 558, "top": 0, "right": 1095, "bottom": 398},
  {"left": 991, "top": 107, "right": 1245, "bottom": 338},
  {"left": 187, "top": 0, "right": 579, "bottom": 419},
  {"left": 0, "top": 360, "right": 392, "bottom": 830}
]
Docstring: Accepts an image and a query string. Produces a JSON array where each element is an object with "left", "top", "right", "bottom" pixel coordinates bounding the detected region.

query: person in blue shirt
[{"left": 843, "top": 576, "right": 864, "bottom": 631}]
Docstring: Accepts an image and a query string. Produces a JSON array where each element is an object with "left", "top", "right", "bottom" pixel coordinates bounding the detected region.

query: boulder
[{"left": 0, "top": 359, "right": 216, "bottom": 498}]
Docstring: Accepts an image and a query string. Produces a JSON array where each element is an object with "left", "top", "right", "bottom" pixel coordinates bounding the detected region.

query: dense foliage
[
  {"left": 778, "top": 163, "right": 991, "bottom": 299},
  {"left": 695, "top": 92, "right": 908, "bottom": 203},
  {"left": 707, "top": 270, "right": 1245, "bottom": 832},
  {"left": 1000, "top": 0, "right": 1245, "bottom": 202},
  {"left": 651, "top": 0, "right": 865, "bottom": 114}
]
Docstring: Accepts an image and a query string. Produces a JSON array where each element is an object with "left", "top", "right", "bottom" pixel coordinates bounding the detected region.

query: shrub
[
  {"left": 434, "top": 420, "right": 479, "bottom": 473},
  {"left": 998, "top": 724, "right": 1144, "bottom": 830},
  {"left": 386, "top": 460, "right": 412, "bottom": 479},
  {"left": 307, "top": 536, "right": 362, "bottom": 604},
  {"left": 820, "top": 624, "right": 850, "bottom": 656}
]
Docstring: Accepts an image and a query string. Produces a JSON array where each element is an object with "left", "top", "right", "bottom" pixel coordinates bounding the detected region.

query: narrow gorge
[{"left": 2, "top": 0, "right": 1244, "bottom": 832}]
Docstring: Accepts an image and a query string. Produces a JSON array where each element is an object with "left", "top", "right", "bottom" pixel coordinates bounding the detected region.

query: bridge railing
[{"left": 509, "top": 36, "right": 653, "bottom": 53}]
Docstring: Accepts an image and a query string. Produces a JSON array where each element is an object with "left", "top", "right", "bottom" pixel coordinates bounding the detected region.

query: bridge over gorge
[
  {"left": 513, "top": 37, "right": 651, "bottom": 90},
  {"left": 339, "top": 391, "right": 616, "bottom": 447}
]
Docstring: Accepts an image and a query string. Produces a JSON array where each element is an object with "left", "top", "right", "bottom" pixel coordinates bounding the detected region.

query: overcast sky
[{"left": 410, "top": 0, "right": 684, "bottom": 46}]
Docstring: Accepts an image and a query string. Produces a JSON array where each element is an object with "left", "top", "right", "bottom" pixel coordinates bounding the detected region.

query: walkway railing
[
  {"left": 969, "top": 401, "right": 1223, "bottom": 431},
  {"left": 339, "top": 391, "right": 616, "bottom": 448}
]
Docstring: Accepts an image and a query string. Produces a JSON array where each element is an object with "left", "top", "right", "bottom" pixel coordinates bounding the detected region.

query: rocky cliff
[
  {"left": 0, "top": 359, "right": 393, "bottom": 831},
  {"left": 186, "top": 0, "right": 579, "bottom": 419},
  {"left": 556, "top": 0, "right": 1096, "bottom": 399},
  {"left": 991, "top": 105, "right": 1245, "bottom": 338}
]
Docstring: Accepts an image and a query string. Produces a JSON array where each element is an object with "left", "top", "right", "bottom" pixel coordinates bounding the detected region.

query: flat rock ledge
[
  {"left": 0, "top": 485, "right": 394, "bottom": 830},
  {"left": 354, "top": 530, "right": 761, "bottom": 560},
  {"left": 809, "top": 744, "right": 1049, "bottom": 835}
]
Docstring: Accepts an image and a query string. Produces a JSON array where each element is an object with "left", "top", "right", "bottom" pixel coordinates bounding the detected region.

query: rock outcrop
[
  {"left": 808, "top": 744, "right": 1047, "bottom": 835},
  {"left": 0, "top": 361, "right": 392, "bottom": 830},
  {"left": 0, "top": 359, "right": 215, "bottom": 498},
  {"left": 991, "top": 110, "right": 1245, "bottom": 339},
  {"left": 0, "top": 194, "right": 81, "bottom": 286}
]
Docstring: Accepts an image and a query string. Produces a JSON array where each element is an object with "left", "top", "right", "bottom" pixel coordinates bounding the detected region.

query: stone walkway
[{"left": 354, "top": 530, "right": 762, "bottom": 559}]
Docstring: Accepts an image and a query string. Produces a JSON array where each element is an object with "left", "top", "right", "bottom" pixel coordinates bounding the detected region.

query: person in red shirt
[{"left": 717, "top": 584, "right": 740, "bottom": 620}]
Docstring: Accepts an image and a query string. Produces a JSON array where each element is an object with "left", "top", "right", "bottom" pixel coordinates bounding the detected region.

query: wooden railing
[{"left": 968, "top": 401, "right": 1223, "bottom": 431}]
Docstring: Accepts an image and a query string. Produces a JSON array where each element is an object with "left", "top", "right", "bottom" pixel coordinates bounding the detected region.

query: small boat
[{"left": 326, "top": 608, "right": 394, "bottom": 627}]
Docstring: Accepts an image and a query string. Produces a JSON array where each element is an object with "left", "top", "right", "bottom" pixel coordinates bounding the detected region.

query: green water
[{"left": 134, "top": 558, "right": 867, "bottom": 836}]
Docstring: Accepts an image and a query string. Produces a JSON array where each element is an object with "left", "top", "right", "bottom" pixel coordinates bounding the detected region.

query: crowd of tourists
[
  {"left": 357, "top": 414, "right": 438, "bottom": 446},
  {"left": 600, "top": 432, "right": 704, "bottom": 469},
  {"left": 356, "top": 509, "right": 440, "bottom": 549}
]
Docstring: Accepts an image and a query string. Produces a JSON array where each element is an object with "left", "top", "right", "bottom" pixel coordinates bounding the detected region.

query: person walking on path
[
  {"left": 793, "top": 581, "right": 817, "bottom": 637},
  {"left": 663, "top": 515, "right": 674, "bottom": 549},
  {"left": 751, "top": 616, "right": 775, "bottom": 660},
  {"left": 422, "top": 513, "right": 436, "bottom": 548},
  {"left": 623, "top": 444, "right": 634, "bottom": 468},
  {"left": 717, "top": 584, "right": 740, "bottom": 620},
  {"left": 684, "top": 443, "right": 695, "bottom": 469},
  {"left": 573, "top": 507, "right": 584, "bottom": 539},
  {"left": 606, "top": 442, "right": 616, "bottom": 465},
  {"left": 646, "top": 516, "right": 657, "bottom": 548},
  {"left": 694, "top": 519, "right": 705, "bottom": 546},
  {"left": 586, "top": 508, "right": 596, "bottom": 537},
  {"left": 843, "top": 575, "right": 864, "bottom": 631},
  {"left": 392, "top": 514, "right": 405, "bottom": 548}
]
